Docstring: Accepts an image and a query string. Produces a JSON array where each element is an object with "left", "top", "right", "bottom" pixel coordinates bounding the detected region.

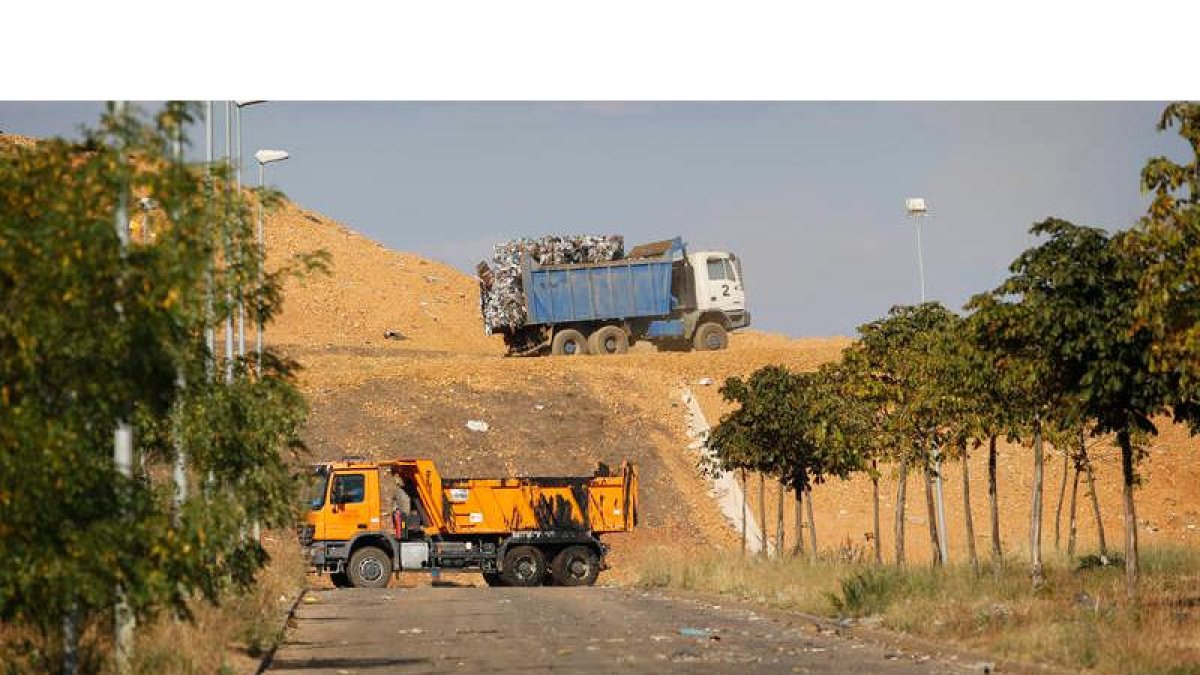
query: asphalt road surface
[{"left": 266, "top": 585, "right": 980, "bottom": 674}]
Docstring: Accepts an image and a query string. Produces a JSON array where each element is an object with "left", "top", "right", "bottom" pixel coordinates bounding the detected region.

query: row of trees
[
  {"left": 707, "top": 102, "right": 1200, "bottom": 599},
  {"left": 0, "top": 103, "right": 322, "bottom": 672}
]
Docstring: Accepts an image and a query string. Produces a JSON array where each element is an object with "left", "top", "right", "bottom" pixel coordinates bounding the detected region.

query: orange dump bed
[{"left": 384, "top": 459, "right": 637, "bottom": 536}]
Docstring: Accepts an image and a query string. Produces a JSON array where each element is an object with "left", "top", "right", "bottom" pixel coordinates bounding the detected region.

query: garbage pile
[{"left": 479, "top": 234, "right": 624, "bottom": 333}]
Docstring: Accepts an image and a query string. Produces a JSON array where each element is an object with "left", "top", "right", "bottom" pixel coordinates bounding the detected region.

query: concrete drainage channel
[{"left": 680, "top": 386, "right": 769, "bottom": 555}]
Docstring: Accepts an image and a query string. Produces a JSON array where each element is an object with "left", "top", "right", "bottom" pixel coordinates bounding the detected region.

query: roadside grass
[
  {"left": 635, "top": 546, "right": 1200, "bottom": 674},
  {"left": 131, "top": 533, "right": 306, "bottom": 675}
]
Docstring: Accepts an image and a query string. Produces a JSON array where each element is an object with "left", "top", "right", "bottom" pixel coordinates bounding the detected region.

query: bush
[{"left": 826, "top": 568, "right": 904, "bottom": 617}]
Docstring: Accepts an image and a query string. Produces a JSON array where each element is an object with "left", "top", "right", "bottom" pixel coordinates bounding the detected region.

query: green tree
[
  {"left": 0, "top": 103, "right": 318, "bottom": 672},
  {"left": 1128, "top": 102, "right": 1200, "bottom": 390},
  {"left": 972, "top": 217, "right": 1190, "bottom": 598},
  {"left": 845, "top": 302, "right": 957, "bottom": 567}
]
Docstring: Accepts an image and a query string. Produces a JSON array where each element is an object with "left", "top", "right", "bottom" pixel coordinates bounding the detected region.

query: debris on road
[
  {"left": 383, "top": 329, "right": 407, "bottom": 340},
  {"left": 696, "top": 377, "right": 715, "bottom": 386},
  {"left": 465, "top": 420, "right": 490, "bottom": 433}
]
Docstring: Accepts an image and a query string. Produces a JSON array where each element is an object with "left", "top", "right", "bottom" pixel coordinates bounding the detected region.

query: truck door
[
  {"left": 701, "top": 255, "right": 746, "bottom": 315},
  {"left": 325, "top": 471, "right": 376, "bottom": 541}
]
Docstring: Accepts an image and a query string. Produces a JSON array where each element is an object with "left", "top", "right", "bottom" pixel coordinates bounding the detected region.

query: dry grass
[
  {"left": 131, "top": 533, "right": 307, "bottom": 675},
  {"left": 636, "top": 546, "right": 1200, "bottom": 673}
]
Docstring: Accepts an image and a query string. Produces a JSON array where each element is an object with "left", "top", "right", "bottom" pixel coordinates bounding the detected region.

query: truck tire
[
  {"left": 500, "top": 545, "right": 547, "bottom": 586},
  {"left": 482, "top": 572, "right": 507, "bottom": 587},
  {"left": 693, "top": 322, "right": 728, "bottom": 351},
  {"left": 588, "top": 325, "right": 629, "bottom": 355},
  {"left": 550, "top": 329, "right": 588, "bottom": 356},
  {"left": 347, "top": 546, "right": 391, "bottom": 588},
  {"left": 550, "top": 546, "right": 600, "bottom": 587}
]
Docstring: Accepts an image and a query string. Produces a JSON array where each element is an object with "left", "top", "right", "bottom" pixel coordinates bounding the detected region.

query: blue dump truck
[{"left": 479, "top": 238, "right": 749, "bottom": 356}]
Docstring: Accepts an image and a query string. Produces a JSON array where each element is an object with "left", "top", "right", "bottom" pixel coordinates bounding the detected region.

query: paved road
[{"left": 267, "top": 585, "right": 978, "bottom": 674}]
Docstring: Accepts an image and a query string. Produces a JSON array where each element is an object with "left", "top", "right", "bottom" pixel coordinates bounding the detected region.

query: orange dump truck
[{"left": 298, "top": 458, "right": 637, "bottom": 588}]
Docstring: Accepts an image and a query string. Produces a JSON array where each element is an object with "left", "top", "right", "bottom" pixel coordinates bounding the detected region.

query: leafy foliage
[{"left": 0, "top": 103, "right": 318, "bottom": 671}]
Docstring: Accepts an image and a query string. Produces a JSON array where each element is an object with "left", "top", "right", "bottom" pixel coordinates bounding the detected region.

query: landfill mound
[
  {"left": 479, "top": 234, "right": 624, "bottom": 333},
  {"left": 265, "top": 201, "right": 502, "bottom": 356}
]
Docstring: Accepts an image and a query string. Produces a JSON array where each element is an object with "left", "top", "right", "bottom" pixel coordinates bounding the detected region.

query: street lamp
[
  {"left": 254, "top": 149, "right": 289, "bottom": 376},
  {"left": 234, "top": 101, "right": 267, "bottom": 364},
  {"left": 904, "top": 196, "right": 948, "bottom": 565},
  {"left": 905, "top": 197, "right": 928, "bottom": 302}
]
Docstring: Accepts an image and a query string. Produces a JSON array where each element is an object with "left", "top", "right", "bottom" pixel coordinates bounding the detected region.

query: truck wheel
[
  {"left": 551, "top": 329, "right": 588, "bottom": 356},
  {"left": 551, "top": 546, "right": 600, "bottom": 587},
  {"left": 588, "top": 326, "right": 629, "bottom": 355},
  {"left": 330, "top": 570, "right": 352, "bottom": 588},
  {"left": 347, "top": 546, "right": 391, "bottom": 588},
  {"left": 693, "top": 322, "right": 728, "bottom": 351},
  {"left": 500, "top": 545, "right": 547, "bottom": 586},
  {"left": 482, "top": 572, "right": 507, "bottom": 587}
]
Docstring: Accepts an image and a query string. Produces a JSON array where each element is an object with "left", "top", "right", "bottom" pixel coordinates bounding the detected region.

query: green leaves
[{"left": 0, "top": 103, "right": 315, "bottom": 665}]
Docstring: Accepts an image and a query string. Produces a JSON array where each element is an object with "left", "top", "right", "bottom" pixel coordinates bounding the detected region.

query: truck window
[
  {"left": 308, "top": 470, "right": 330, "bottom": 510},
  {"left": 728, "top": 255, "right": 743, "bottom": 283},
  {"left": 706, "top": 258, "right": 728, "bottom": 280},
  {"left": 332, "top": 473, "right": 366, "bottom": 504}
]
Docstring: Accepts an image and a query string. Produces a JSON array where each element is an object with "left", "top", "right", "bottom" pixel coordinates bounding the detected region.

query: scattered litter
[
  {"left": 650, "top": 635, "right": 671, "bottom": 642},
  {"left": 533, "top": 404, "right": 546, "bottom": 411},
  {"left": 696, "top": 377, "right": 715, "bottom": 386},
  {"left": 424, "top": 275, "right": 442, "bottom": 283},
  {"left": 466, "top": 420, "right": 490, "bottom": 433},
  {"left": 397, "top": 627, "right": 424, "bottom": 635},
  {"left": 383, "top": 329, "right": 407, "bottom": 341},
  {"left": 303, "top": 595, "right": 319, "bottom": 604},
  {"left": 678, "top": 627, "right": 711, "bottom": 638}
]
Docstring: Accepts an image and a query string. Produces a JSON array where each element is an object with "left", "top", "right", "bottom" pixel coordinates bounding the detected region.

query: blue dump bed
[{"left": 524, "top": 256, "right": 674, "bottom": 325}]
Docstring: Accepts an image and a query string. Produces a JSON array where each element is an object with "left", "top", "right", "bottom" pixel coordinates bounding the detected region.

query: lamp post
[
  {"left": 233, "top": 101, "right": 267, "bottom": 364},
  {"left": 254, "top": 149, "right": 289, "bottom": 377},
  {"left": 905, "top": 196, "right": 948, "bottom": 565}
]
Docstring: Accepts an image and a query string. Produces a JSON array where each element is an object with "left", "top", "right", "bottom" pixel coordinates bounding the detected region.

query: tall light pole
[
  {"left": 905, "top": 196, "right": 948, "bottom": 565},
  {"left": 254, "top": 149, "right": 289, "bottom": 377},
  {"left": 204, "top": 102, "right": 216, "bottom": 380},
  {"left": 233, "top": 102, "right": 267, "bottom": 364},
  {"left": 223, "top": 102, "right": 235, "bottom": 383}
]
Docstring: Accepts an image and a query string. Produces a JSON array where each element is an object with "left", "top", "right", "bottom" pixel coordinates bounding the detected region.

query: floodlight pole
[
  {"left": 224, "top": 102, "right": 234, "bottom": 383},
  {"left": 204, "top": 102, "right": 215, "bottom": 380},
  {"left": 254, "top": 149, "right": 290, "bottom": 377},
  {"left": 112, "top": 100, "right": 135, "bottom": 675},
  {"left": 907, "top": 198, "right": 947, "bottom": 565}
]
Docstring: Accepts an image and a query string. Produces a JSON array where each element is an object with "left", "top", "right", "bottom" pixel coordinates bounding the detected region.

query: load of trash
[{"left": 478, "top": 234, "right": 624, "bottom": 333}]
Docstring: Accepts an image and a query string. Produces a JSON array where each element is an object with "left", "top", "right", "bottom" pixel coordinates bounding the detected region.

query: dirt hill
[{"left": 262, "top": 195, "right": 1200, "bottom": 578}]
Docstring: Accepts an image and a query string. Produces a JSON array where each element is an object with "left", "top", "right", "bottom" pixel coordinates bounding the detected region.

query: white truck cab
[{"left": 689, "top": 251, "right": 749, "bottom": 327}]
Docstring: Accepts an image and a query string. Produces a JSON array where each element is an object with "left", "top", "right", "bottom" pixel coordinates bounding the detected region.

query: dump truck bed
[{"left": 384, "top": 459, "right": 637, "bottom": 537}]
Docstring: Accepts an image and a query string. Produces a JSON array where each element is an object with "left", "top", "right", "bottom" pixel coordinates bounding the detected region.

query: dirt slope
[{"left": 265, "top": 197, "right": 1200, "bottom": 576}]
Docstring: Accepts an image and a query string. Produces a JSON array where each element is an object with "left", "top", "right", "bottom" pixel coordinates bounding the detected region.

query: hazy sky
[{"left": 0, "top": 102, "right": 1183, "bottom": 337}]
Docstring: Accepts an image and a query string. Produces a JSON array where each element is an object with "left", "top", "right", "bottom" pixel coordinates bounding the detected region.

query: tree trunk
[
  {"left": 793, "top": 486, "right": 804, "bottom": 556},
  {"left": 1080, "top": 441, "right": 1108, "bottom": 559},
  {"left": 1117, "top": 430, "right": 1139, "bottom": 600},
  {"left": 924, "top": 463, "right": 942, "bottom": 567},
  {"left": 1067, "top": 465, "right": 1080, "bottom": 558},
  {"left": 806, "top": 487, "right": 818, "bottom": 557},
  {"left": 1030, "top": 418, "right": 1045, "bottom": 589},
  {"left": 1054, "top": 451, "right": 1069, "bottom": 551},
  {"left": 988, "top": 435, "right": 1002, "bottom": 575},
  {"left": 775, "top": 479, "right": 786, "bottom": 556},
  {"left": 961, "top": 440, "right": 979, "bottom": 575},
  {"left": 894, "top": 458, "right": 908, "bottom": 567},
  {"left": 759, "top": 472, "right": 768, "bottom": 557},
  {"left": 740, "top": 468, "right": 747, "bottom": 556},
  {"left": 872, "top": 459, "right": 882, "bottom": 565}
]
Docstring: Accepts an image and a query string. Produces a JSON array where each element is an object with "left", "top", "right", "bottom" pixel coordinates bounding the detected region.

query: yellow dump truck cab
[{"left": 298, "top": 458, "right": 637, "bottom": 588}]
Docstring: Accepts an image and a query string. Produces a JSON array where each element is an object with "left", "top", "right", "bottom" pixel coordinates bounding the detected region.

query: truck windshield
[{"left": 308, "top": 470, "right": 330, "bottom": 510}]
